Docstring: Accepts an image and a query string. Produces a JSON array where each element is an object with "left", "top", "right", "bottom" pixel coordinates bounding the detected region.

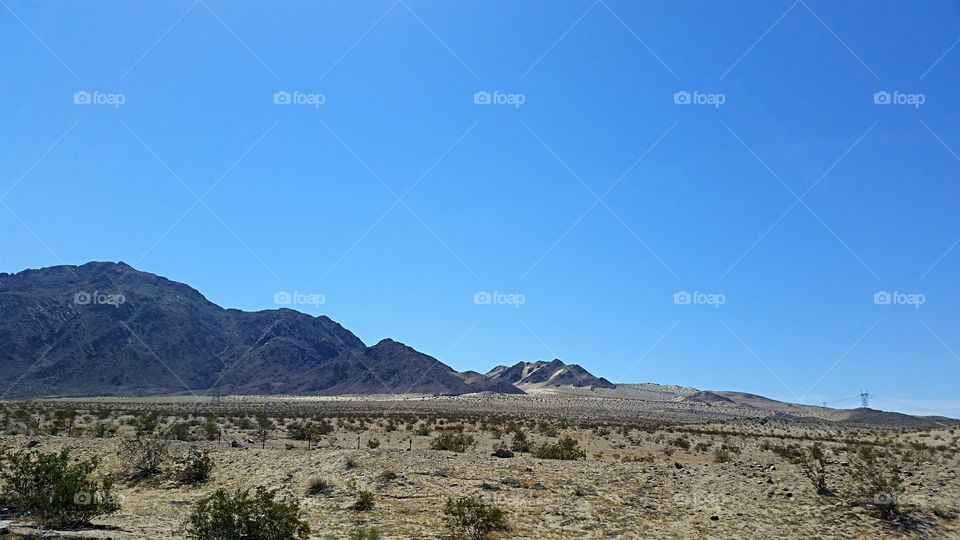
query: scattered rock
[
  {"left": 491, "top": 448, "right": 514, "bottom": 458},
  {"left": 501, "top": 477, "right": 521, "bottom": 487},
  {"left": 710, "top": 515, "right": 719, "bottom": 521},
  {"left": 674, "top": 462, "right": 684, "bottom": 469},
  {"left": 0, "top": 521, "right": 10, "bottom": 535},
  {"left": 25, "top": 440, "right": 39, "bottom": 448}
]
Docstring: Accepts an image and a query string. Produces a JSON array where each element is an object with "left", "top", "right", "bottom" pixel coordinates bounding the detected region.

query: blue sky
[{"left": 2, "top": 1, "right": 959, "bottom": 416}]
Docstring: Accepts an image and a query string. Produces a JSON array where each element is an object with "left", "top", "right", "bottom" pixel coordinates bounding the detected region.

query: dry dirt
[{"left": 1, "top": 389, "right": 958, "bottom": 539}]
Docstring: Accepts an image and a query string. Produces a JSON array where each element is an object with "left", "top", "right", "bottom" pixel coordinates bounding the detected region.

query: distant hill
[
  {"left": 0, "top": 262, "right": 522, "bottom": 398},
  {"left": 486, "top": 359, "right": 615, "bottom": 389}
]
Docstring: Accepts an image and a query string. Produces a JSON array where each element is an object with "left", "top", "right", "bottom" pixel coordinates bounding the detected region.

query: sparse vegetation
[
  {"left": 444, "top": 495, "right": 508, "bottom": 540},
  {"left": 532, "top": 435, "right": 586, "bottom": 460},
  {"left": 431, "top": 431, "right": 476, "bottom": 453},
  {"left": 850, "top": 446, "right": 904, "bottom": 519},
  {"left": 119, "top": 437, "right": 169, "bottom": 480},
  {"left": 794, "top": 444, "right": 830, "bottom": 496},
  {"left": 0, "top": 450, "right": 119, "bottom": 528},
  {"left": 184, "top": 487, "right": 310, "bottom": 540},
  {"left": 177, "top": 447, "right": 213, "bottom": 485}
]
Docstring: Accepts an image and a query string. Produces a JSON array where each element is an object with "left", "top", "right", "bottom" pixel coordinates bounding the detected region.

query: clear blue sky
[{"left": 3, "top": 1, "right": 959, "bottom": 416}]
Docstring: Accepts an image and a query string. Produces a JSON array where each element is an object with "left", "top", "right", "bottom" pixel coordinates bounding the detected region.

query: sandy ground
[{"left": 1, "top": 392, "right": 958, "bottom": 539}]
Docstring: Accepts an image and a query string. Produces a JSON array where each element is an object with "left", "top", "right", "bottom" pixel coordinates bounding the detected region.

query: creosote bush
[
  {"left": 794, "top": 444, "right": 830, "bottom": 495},
  {"left": 532, "top": 435, "right": 585, "bottom": 460},
  {"left": 0, "top": 449, "right": 119, "bottom": 528},
  {"left": 850, "top": 446, "right": 904, "bottom": 519},
  {"left": 352, "top": 490, "right": 375, "bottom": 511},
  {"left": 185, "top": 487, "right": 309, "bottom": 540},
  {"left": 306, "top": 477, "right": 333, "bottom": 496},
  {"left": 119, "top": 437, "right": 169, "bottom": 480},
  {"left": 444, "top": 495, "right": 507, "bottom": 540},
  {"left": 430, "top": 432, "right": 475, "bottom": 453},
  {"left": 177, "top": 448, "right": 213, "bottom": 485},
  {"left": 349, "top": 528, "right": 382, "bottom": 540}
]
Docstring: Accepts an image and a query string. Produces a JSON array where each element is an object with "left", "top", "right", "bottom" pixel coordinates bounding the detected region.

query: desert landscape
[{"left": 1, "top": 385, "right": 958, "bottom": 539}]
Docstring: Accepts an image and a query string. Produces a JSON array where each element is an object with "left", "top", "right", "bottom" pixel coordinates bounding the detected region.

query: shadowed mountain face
[
  {"left": 0, "top": 262, "right": 522, "bottom": 398},
  {"left": 486, "top": 359, "right": 616, "bottom": 389}
]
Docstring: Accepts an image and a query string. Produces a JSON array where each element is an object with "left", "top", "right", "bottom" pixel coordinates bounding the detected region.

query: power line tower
[{"left": 859, "top": 389, "right": 870, "bottom": 408}]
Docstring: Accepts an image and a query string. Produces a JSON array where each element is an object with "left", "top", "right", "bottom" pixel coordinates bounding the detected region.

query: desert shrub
[
  {"left": 306, "top": 477, "right": 333, "bottom": 496},
  {"left": 694, "top": 442, "right": 710, "bottom": 453},
  {"left": 444, "top": 496, "right": 507, "bottom": 540},
  {"left": 367, "top": 438, "right": 381, "bottom": 449},
  {"left": 431, "top": 432, "right": 475, "bottom": 453},
  {"left": 532, "top": 435, "right": 585, "bottom": 460},
  {"left": 135, "top": 412, "right": 160, "bottom": 436},
  {"left": 352, "top": 490, "right": 375, "bottom": 511},
  {"left": 349, "top": 528, "right": 382, "bottom": 540},
  {"left": 670, "top": 436, "right": 691, "bottom": 450},
  {"left": 119, "top": 437, "right": 169, "bottom": 479},
  {"left": 166, "top": 421, "right": 193, "bottom": 441},
  {"left": 203, "top": 416, "right": 220, "bottom": 441},
  {"left": 177, "top": 448, "right": 213, "bottom": 485},
  {"left": 185, "top": 487, "right": 309, "bottom": 540},
  {"left": 794, "top": 444, "right": 830, "bottom": 495},
  {"left": 509, "top": 430, "right": 530, "bottom": 453},
  {"left": 713, "top": 446, "right": 732, "bottom": 463},
  {"left": 0, "top": 449, "right": 119, "bottom": 528},
  {"left": 850, "top": 446, "right": 904, "bottom": 519}
]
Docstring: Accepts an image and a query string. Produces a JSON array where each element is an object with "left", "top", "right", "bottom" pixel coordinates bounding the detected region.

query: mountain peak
[{"left": 486, "top": 359, "right": 615, "bottom": 389}]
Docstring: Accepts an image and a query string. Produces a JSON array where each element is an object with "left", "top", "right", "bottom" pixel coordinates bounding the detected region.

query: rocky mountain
[
  {"left": 0, "top": 262, "right": 522, "bottom": 398},
  {"left": 486, "top": 359, "right": 616, "bottom": 389}
]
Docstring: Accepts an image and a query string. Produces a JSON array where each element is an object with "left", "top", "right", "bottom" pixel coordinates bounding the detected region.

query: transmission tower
[{"left": 859, "top": 389, "right": 870, "bottom": 408}]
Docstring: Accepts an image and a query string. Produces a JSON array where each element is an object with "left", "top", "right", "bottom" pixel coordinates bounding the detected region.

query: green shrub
[
  {"left": 444, "top": 496, "right": 507, "bottom": 540},
  {"left": 532, "top": 436, "right": 585, "bottom": 460},
  {"left": 306, "top": 477, "right": 333, "bottom": 496},
  {"left": 793, "top": 444, "right": 830, "bottom": 495},
  {"left": 431, "top": 432, "right": 475, "bottom": 453},
  {"left": 850, "top": 446, "right": 904, "bottom": 519},
  {"left": 119, "top": 437, "right": 169, "bottom": 480},
  {"left": 367, "top": 438, "right": 381, "bottom": 449},
  {"left": 351, "top": 490, "right": 375, "bottom": 511},
  {"left": 0, "top": 450, "right": 119, "bottom": 528},
  {"left": 509, "top": 430, "right": 530, "bottom": 453},
  {"left": 177, "top": 448, "right": 213, "bottom": 485},
  {"left": 349, "top": 527, "right": 382, "bottom": 540},
  {"left": 185, "top": 487, "right": 309, "bottom": 540},
  {"left": 713, "top": 446, "right": 732, "bottom": 463}
]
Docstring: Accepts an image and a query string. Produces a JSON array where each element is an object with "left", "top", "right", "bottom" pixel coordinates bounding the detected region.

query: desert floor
[{"left": 0, "top": 391, "right": 958, "bottom": 539}]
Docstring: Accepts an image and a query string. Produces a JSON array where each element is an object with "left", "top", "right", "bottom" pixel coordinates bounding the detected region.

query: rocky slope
[{"left": 0, "top": 262, "right": 521, "bottom": 398}]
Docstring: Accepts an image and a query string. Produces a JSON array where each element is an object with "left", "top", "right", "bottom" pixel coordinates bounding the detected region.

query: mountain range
[{"left": 0, "top": 262, "right": 607, "bottom": 398}]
